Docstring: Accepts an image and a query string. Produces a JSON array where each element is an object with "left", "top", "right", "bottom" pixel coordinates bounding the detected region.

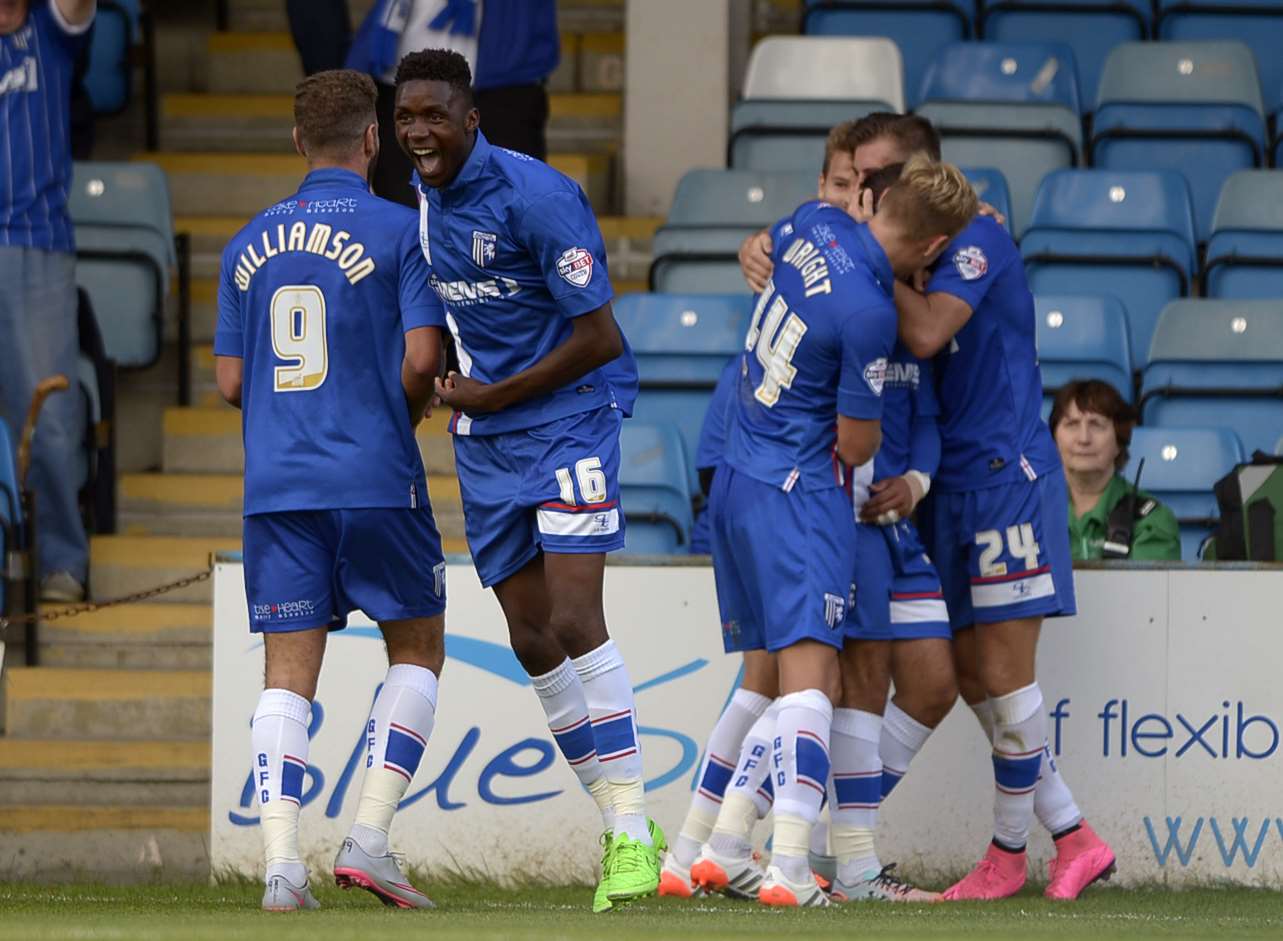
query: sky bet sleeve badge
[
  {"left": 557, "top": 247, "right": 594, "bottom": 287},
  {"left": 953, "top": 245, "right": 988, "bottom": 281}
]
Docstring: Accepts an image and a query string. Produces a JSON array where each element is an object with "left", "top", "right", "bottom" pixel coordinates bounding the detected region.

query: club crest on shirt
[
  {"left": 863, "top": 357, "right": 888, "bottom": 396},
  {"left": 953, "top": 245, "right": 988, "bottom": 281},
  {"left": 472, "top": 230, "right": 497, "bottom": 268},
  {"left": 557, "top": 247, "right": 594, "bottom": 287}
]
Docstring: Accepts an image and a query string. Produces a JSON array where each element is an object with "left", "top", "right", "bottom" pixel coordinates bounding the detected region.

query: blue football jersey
[
  {"left": 214, "top": 168, "right": 444, "bottom": 516},
  {"left": 725, "top": 201, "right": 899, "bottom": 492},
  {"left": 695, "top": 357, "right": 740, "bottom": 472},
  {"left": 414, "top": 131, "right": 638, "bottom": 436},
  {"left": 0, "top": 1, "right": 90, "bottom": 252},
  {"left": 926, "top": 215, "right": 1060, "bottom": 491},
  {"left": 874, "top": 341, "right": 938, "bottom": 481}
]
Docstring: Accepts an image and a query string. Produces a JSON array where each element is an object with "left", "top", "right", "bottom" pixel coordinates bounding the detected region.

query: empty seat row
[
  {"left": 650, "top": 166, "right": 1011, "bottom": 294},
  {"left": 800, "top": 0, "right": 1283, "bottom": 112},
  {"left": 737, "top": 38, "right": 1278, "bottom": 239}
]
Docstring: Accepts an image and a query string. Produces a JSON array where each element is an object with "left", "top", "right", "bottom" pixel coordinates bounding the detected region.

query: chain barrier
[{"left": 0, "top": 568, "right": 212, "bottom": 631}]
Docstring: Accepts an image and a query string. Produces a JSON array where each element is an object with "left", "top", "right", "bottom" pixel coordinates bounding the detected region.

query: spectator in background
[
  {"left": 286, "top": 0, "right": 351, "bottom": 76},
  {"left": 1050, "top": 380, "right": 1181, "bottom": 561},
  {"left": 0, "top": 0, "right": 95, "bottom": 602},
  {"left": 347, "top": 0, "right": 558, "bottom": 206}
]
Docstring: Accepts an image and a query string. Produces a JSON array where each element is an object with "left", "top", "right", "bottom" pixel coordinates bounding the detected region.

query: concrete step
[
  {"left": 3, "top": 668, "right": 212, "bottom": 740},
  {"left": 211, "top": 29, "right": 623, "bottom": 95},
  {"left": 90, "top": 534, "right": 238, "bottom": 604},
  {"left": 0, "top": 804, "right": 208, "bottom": 882},
  {"left": 0, "top": 739, "right": 209, "bottom": 806},
  {"left": 163, "top": 405, "right": 457, "bottom": 477},
  {"left": 141, "top": 149, "right": 614, "bottom": 216},
  {"left": 26, "top": 604, "right": 212, "bottom": 670},
  {"left": 117, "top": 467, "right": 466, "bottom": 540}
]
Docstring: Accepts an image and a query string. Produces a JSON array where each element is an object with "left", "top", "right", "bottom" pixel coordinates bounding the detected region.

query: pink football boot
[
  {"left": 1045, "top": 822, "right": 1117, "bottom": 900},
  {"left": 942, "top": 843, "right": 1027, "bottom": 901}
]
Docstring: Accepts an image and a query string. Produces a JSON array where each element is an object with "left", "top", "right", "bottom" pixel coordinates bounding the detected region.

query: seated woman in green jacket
[{"left": 1050, "top": 380, "right": 1182, "bottom": 561}]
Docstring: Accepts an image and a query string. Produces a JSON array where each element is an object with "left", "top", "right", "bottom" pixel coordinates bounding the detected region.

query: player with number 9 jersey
[{"left": 215, "top": 154, "right": 447, "bottom": 633}]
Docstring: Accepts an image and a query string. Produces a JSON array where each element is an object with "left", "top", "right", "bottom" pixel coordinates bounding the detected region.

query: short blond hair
[{"left": 878, "top": 153, "right": 977, "bottom": 242}]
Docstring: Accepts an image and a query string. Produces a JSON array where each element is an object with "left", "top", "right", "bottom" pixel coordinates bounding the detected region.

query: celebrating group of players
[
  {"left": 662, "top": 114, "right": 1116, "bottom": 906},
  {"left": 215, "top": 44, "right": 1115, "bottom": 914}
]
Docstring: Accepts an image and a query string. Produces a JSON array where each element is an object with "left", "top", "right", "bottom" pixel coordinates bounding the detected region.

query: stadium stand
[
  {"left": 979, "top": 0, "right": 1151, "bottom": 106},
  {"left": 730, "top": 100, "right": 886, "bottom": 172},
  {"left": 619, "top": 422, "right": 696, "bottom": 554},
  {"left": 649, "top": 169, "right": 817, "bottom": 293},
  {"left": 917, "top": 41, "right": 1081, "bottom": 237},
  {"left": 1034, "top": 295, "right": 1133, "bottom": 413},
  {"left": 800, "top": 1, "right": 975, "bottom": 109},
  {"left": 613, "top": 292, "right": 752, "bottom": 489},
  {"left": 1090, "top": 41, "right": 1265, "bottom": 243},
  {"left": 67, "top": 162, "right": 176, "bottom": 370},
  {"left": 1022, "top": 169, "right": 1197, "bottom": 369},
  {"left": 1154, "top": 0, "right": 1283, "bottom": 115},
  {"left": 1204, "top": 170, "right": 1283, "bottom": 299},
  {"left": 1123, "top": 426, "right": 1246, "bottom": 560},
  {"left": 961, "top": 167, "right": 1012, "bottom": 234},
  {"left": 1139, "top": 299, "right": 1283, "bottom": 458}
]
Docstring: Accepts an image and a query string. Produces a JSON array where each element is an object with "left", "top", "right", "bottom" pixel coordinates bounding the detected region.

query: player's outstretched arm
[
  {"left": 837, "top": 415, "right": 881, "bottom": 468},
  {"left": 215, "top": 356, "right": 243, "bottom": 409},
  {"left": 894, "top": 281, "right": 974, "bottom": 359},
  {"left": 739, "top": 229, "right": 774, "bottom": 293},
  {"left": 402, "top": 326, "right": 444, "bottom": 427},
  {"left": 435, "top": 303, "right": 624, "bottom": 414}
]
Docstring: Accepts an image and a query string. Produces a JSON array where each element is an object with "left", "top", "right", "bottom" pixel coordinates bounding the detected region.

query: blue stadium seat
[
  {"left": 1034, "top": 295, "right": 1133, "bottom": 406},
  {"left": 960, "top": 167, "right": 1012, "bottom": 235},
  {"left": 1090, "top": 41, "right": 1266, "bottom": 243},
  {"left": 615, "top": 293, "right": 753, "bottom": 489},
  {"left": 1140, "top": 299, "right": 1283, "bottom": 458},
  {"left": 1205, "top": 170, "right": 1283, "bottom": 299},
  {"left": 802, "top": 1, "right": 975, "bottom": 109},
  {"left": 730, "top": 101, "right": 886, "bottom": 172},
  {"left": 1122, "top": 426, "right": 1245, "bottom": 560},
  {"left": 1022, "top": 170, "right": 1196, "bottom": 368},
  {"left": 619, "top": 422, "right": 695, "bottom": 554},
  {"left": 980, "top": 0, "right": 1151, "bottom": 106},
  {"left": 919, "top": 42, "right": 1081, "bottom": 236},
  {"left": 84, "top": 0, "right": 137, "bottom": 115},
  {"left": 650, "top": 170, "right": 817, "bottom": 293},
  {"left": 0, "top": 421, "right": 17, "bottom": 615},
  {"left": 1156, "top": 0, "right": 1283, "bottom": 116},
  {"left": 69, "top": 162, "right": 176, "bottom": 369}
]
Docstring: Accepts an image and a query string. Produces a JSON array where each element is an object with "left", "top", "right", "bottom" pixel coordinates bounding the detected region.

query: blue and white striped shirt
[{"left": 0, "top": 1, "right": 92, "bottom": 253}]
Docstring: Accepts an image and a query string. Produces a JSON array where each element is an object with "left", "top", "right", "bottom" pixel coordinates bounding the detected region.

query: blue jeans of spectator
[
  {"left": 287, "top": 0, "right": 351, "bottom": 76},
  {"left": 0, "top": 247, "right": 89, "bottom": 583}
]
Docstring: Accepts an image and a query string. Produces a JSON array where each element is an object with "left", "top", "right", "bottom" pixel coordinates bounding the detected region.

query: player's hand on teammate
[
  {"left": 849, "top": 187, "right": 876, "bottom": 224},
  {"left": 739, "top": 230, "right": 774, "bottom": 293},
  {"left": 435, "top": 371, "right": 495, "bottom": 412},
  {"left": 860, "top": 475, "right": 923, "bottom": 525},
  {"left": 978, "top": 200, "right": 1006, "bottom": 228}
]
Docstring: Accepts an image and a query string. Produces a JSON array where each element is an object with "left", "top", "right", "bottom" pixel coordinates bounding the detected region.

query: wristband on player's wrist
[{"left": 904, "top": 470, "right": 932, "bottom": 508}]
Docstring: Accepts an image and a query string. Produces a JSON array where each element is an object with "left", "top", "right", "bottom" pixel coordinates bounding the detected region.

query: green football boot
[
  {"left": 592, "top": 829, "right": 615, "bottom": 913},
  {"left": 604, "top": 819, "right": 666, "bottom": 906}
]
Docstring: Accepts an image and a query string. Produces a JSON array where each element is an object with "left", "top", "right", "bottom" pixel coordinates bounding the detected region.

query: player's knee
[
  {"left": 545, "top": 602, "right": 607, "bottom": 659},
  {"left": 506, "top": 617, "right": 563, "bottom": 676}
]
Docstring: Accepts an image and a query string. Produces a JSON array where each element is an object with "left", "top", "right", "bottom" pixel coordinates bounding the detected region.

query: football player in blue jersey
[
  {"left": 694, "top": 156, "right": 976, "bottom": 909},
  {"left": 391, "top": 49, "right": 656, "bottom": 911},
  {"left": 214, "top": 71, "right": 448, "bottom": 912},
  {"left": 660, "top": 121, "right": 862, "bottom": 900},
  {"left": 894, "top": 131, "right": 1116, "bottom": 900}
]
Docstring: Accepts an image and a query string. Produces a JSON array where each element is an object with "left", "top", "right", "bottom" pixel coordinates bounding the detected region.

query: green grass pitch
[{"left": 1, "top": 882, "right": 1281, "bottom": 941}]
